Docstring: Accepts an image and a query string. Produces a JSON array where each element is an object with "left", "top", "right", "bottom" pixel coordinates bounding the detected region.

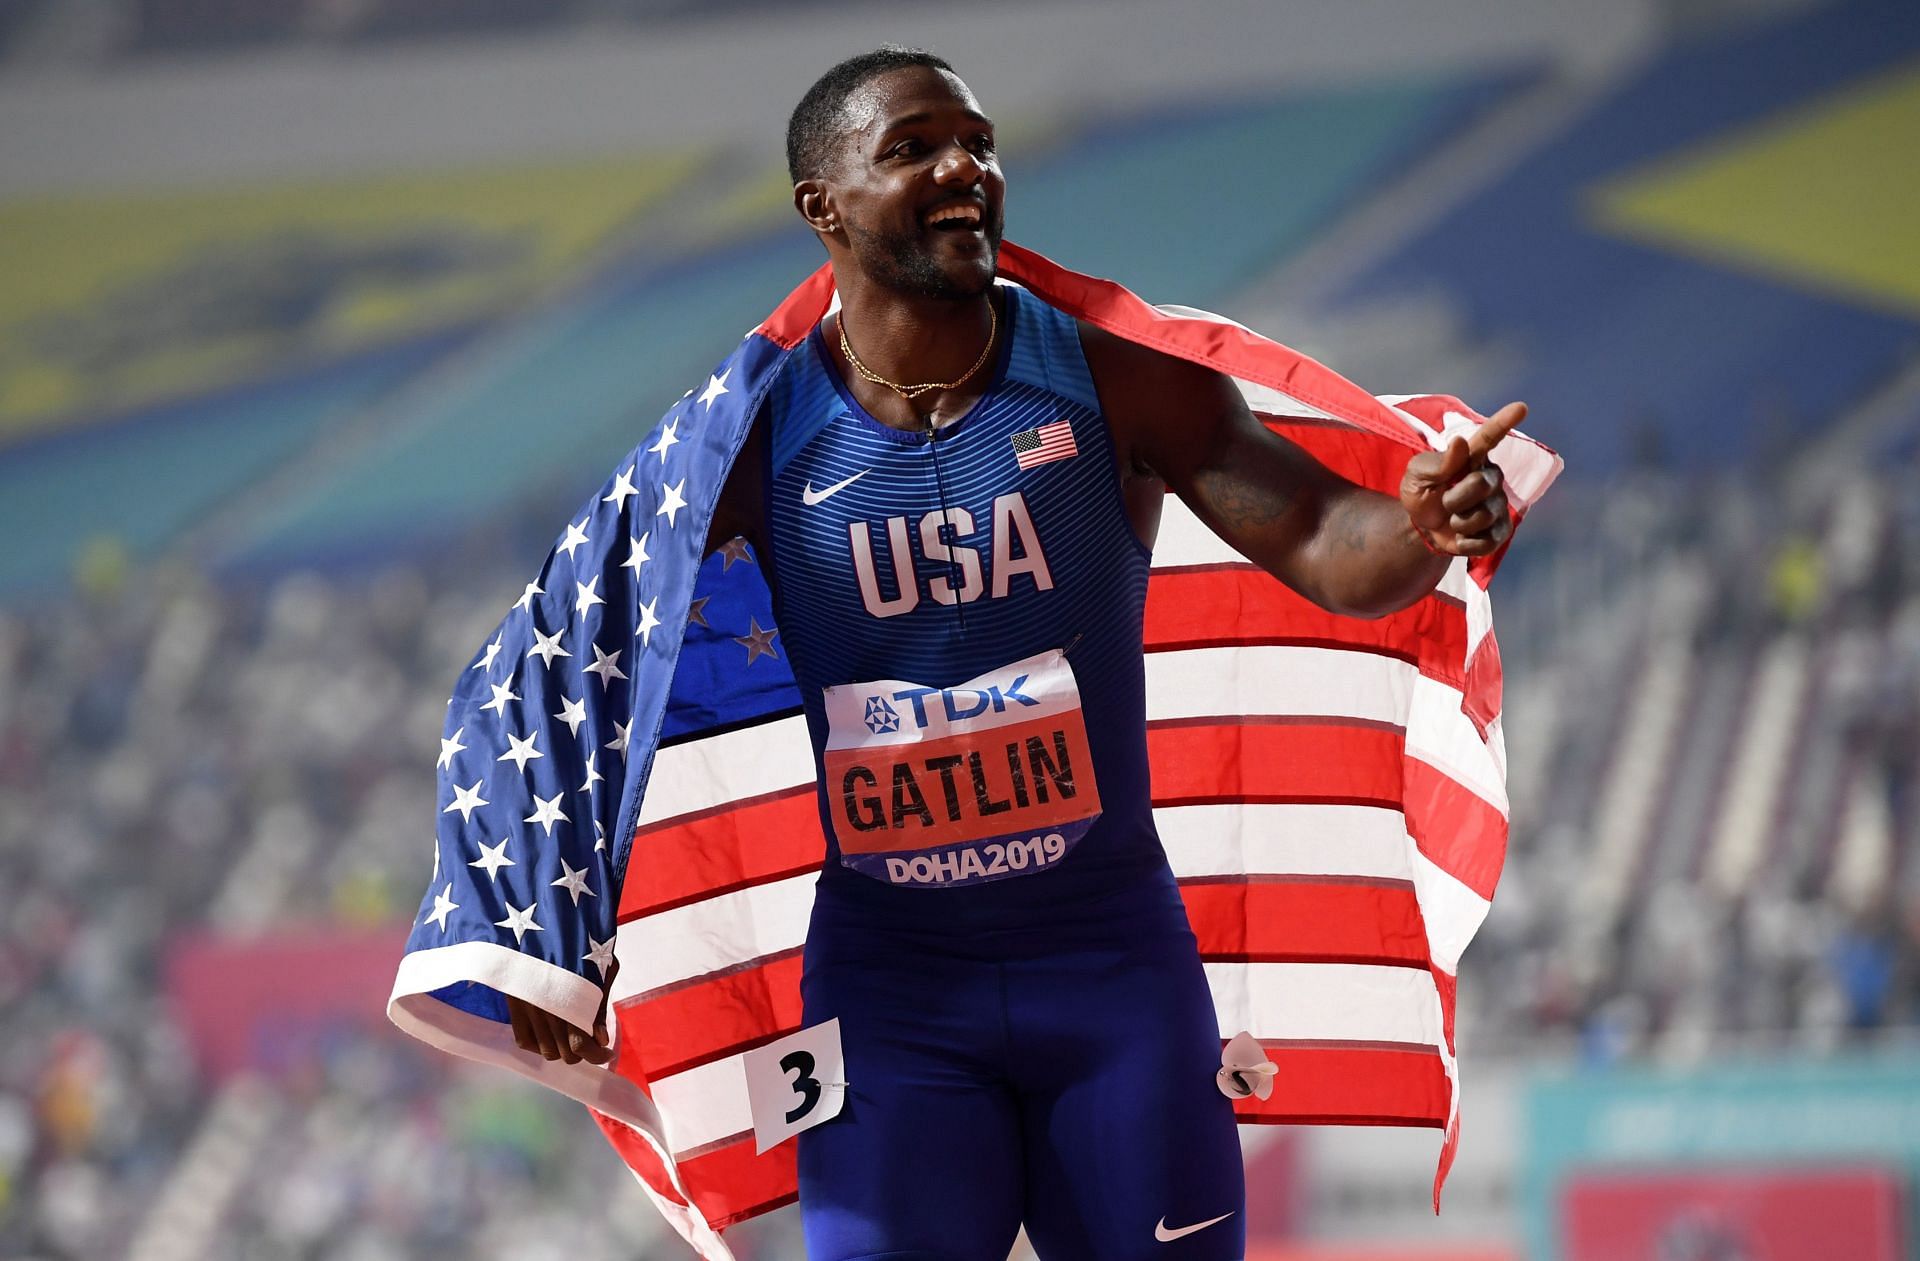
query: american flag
[
  {"left": 389, "top": 242, "right": 1561, "bottom": 1261},
  {"left": 1010, "top": 419, "right": 1079, "bottom": 468}
]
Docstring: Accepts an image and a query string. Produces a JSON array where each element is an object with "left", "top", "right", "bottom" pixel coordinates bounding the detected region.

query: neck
[{"left": 831, "top": 269, "right": 997, "bottom": 389}]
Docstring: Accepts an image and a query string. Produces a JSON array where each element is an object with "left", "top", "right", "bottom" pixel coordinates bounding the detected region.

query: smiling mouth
[{"left": 922, "top": 202, "right": 987, "bottom": 234}]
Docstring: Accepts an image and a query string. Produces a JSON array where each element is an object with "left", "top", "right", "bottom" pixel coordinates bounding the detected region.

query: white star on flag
[
  {"left": 443, "top": 780, "right": 487, "bottom": 823},
  {"left": 425, "top": 884, "right": 459, "bottom": 931},
  {"left": 394, "top": 254, "right": 1551, "bottom": 1241},
  {"left": 602, "top": 465, "right": 639, "bottom": 511},
  {"left": 513, "top": 582, "right": 543, "bottom": 612},
  {"left": 658, "top": 480, "right": 688, "bottom": 527},
  {"left": 472, "top": 637, "right": 502, "bottom": 672},
  {"left": 496, "top": 902, "right": 541, "bottom": 945},
  {"left": 584, "top": 935, "right": 616, "bottom": 979},
  {"left": 481, "top": 680, "right": 519, "bottom": 716},
  {"left": 470, "top": 838, "right": 514, "bottom": 880},
  {"left": 579, "top": 752, "right": 604, "bottom": 792},
  {"left": 621, "top": 532, "right": 651, "bottom": 578},
  {"left": 636, "top": 596, "right": 662, "bottom": 646},
  {"left": 584, "top": 644, "right": 627, "bottom": 689},
  {"left": 551, "top": 860, "right": 596, "bottom": 906},
  {"left": 437, "top": 726, "right": 467, "bottom": 771},
  {"left": 525, "top": 792, "right": 569, "bottom": 837},
  {"left": 575, "top": 577, "right": 606, "bottom": 619},
  {"left": 647, "top": 421, "right": 680, "bottom": 460},
  {"left": 527, "top": 626, "right": 571, "bottom": 667},
  {"left": 497, "top": 730, "right": 543, "bottom": 773}
]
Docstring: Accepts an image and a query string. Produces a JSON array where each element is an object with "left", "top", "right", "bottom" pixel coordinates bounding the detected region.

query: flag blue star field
[
  {"left": 389, "top": 243, "right": 1562, "bottom": 1261},
  {"left": 390, "top": 291, "right": 807, "bottom": 1255}
]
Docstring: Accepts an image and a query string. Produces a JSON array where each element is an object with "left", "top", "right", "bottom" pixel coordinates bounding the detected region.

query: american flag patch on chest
[{"left": 1010, "top": 420, "right": 1078, "bottom": 469}]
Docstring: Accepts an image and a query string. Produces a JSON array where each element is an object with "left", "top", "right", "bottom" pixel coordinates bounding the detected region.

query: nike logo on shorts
[
  {"left": 801, "top": 470, "right": 870, "bottom": 505},
  {"left": 1154, "top": 1211, "right": 1234, "bottom": 1242}
]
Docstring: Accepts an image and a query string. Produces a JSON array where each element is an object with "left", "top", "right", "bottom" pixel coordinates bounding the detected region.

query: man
[{"left": 498, "top": 47, "right": 1522, "bottom": 1261}]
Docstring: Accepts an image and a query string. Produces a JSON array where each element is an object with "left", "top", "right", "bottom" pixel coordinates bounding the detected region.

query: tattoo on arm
[
  {"left": 1193, "top": 466, "right": 1296, "bottom": 532},
  {"left": 1331, "top": 494, "right": 1375, "bottom": 555}
]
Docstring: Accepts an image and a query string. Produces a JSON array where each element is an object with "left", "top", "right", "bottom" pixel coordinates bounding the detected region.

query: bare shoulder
[
  {"left": 1074, "top": 318, "right": 1247, "bottom": 475},
  {"left": 1075, "top": 318, "right": 1238, "bottom": 401}
]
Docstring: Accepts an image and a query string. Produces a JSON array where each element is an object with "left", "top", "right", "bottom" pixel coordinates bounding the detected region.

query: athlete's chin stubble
[{"left": 846, "top": 220, "right": 999, "bottom": 300}]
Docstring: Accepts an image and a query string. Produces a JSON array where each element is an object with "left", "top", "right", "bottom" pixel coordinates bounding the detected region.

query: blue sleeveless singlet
[
  {"left": 766, "top": 288, "right": 1246, "bottom": 1261},
  {"left": 762, "top": 284, "right": 1184, "bottom": 937}
]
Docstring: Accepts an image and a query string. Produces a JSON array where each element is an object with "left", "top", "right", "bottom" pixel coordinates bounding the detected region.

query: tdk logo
[
  {"left": 863, "top": 695, "right": 901, "bottom": 735},
  {"left": 887, "top": 675, "right": 1038, "bottom": 729}
]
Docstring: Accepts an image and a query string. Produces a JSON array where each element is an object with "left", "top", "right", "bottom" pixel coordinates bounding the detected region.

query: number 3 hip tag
[{"left": 742, "top": 1019, "right": 848, "bottom": 1153}]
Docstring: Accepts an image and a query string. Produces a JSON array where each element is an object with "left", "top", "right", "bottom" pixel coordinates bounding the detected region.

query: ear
[{"left": 794, "top": 180, "right": 838, "bottom": 236}]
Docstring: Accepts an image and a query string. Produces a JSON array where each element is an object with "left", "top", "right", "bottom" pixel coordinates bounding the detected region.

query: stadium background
[{"left": 1, "top": 0, "right": 1917, "bottom": 1256}]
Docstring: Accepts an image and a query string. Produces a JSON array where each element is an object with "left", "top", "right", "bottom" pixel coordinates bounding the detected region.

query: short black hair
[{"left": 786, "top": 46, "right": 956, "bottom": 184}]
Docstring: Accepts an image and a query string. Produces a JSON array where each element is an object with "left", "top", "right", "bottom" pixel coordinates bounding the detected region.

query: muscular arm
[
  {"left": 1081, "top": 323, "right": 1452, "bottom": 619},
  {"left": 1082, "top": 324, "right": 1512, "bottom": 618}
]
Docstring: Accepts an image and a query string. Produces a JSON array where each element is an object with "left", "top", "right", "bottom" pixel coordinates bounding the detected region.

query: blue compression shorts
[{"left": 795, "top": 900, "right": 1246, "bottom": 1261}]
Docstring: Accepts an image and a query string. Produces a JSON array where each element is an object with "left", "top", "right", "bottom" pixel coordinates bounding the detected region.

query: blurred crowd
[
  {"left": 1464, "top": 444, "right": 1920, "bottom": 1065},
  {"left": 0, "top": 552, "right": 709, "bottom": 1258},
  {"left": 2, "top": 447, "right": 1917, "bottom": 1258}
]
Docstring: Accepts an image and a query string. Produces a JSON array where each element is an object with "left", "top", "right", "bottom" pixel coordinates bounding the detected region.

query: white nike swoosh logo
[
  {"left": 801, "top": 469, "right": 870, "bottom": 506},
  {"left": 1154, "top": 1212, "right": 1234, "bottom": 1243}
]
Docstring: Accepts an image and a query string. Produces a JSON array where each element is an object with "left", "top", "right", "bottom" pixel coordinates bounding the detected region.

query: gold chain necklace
[{"left": 837, "top": 299, "right": 997, "bottom": 401}]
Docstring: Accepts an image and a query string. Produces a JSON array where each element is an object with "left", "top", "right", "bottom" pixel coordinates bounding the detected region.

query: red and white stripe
[{"left": 400, "top": 244, "right": 1560, "bottom": 1261}]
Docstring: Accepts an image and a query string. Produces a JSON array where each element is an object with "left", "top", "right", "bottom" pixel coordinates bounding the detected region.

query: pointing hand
[{"left": 1399, "top": 401, "right": 1526, "bottom": 557}]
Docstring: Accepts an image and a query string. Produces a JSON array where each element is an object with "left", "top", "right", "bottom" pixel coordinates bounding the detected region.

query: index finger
[{"left": 1466, "top": 401, "right": 1527, "bottom": 461}]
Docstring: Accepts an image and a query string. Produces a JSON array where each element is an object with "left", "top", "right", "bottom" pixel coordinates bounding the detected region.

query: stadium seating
[
  {"left": 1327, "top": 0, "right": 1920, "bottom": 476},
  {"left": 210, "top": 76, "right": 1520, "bottom": 577},
  {"left": 4, "top": 8, "right": 1919, "bottom": 1256}
]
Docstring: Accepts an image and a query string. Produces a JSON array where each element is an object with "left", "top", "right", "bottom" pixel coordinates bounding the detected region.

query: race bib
[
  {"left": 822, "top": 649, "right": 1102, "bottom": 887},
  {"left": 743, "top": 1020, "right": 847, "bottom": 1153}
]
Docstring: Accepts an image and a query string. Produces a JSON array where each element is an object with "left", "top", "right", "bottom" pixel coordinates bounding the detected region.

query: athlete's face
[{"left": 816, "top": 67, "right": 1005, "bottom": 300}]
